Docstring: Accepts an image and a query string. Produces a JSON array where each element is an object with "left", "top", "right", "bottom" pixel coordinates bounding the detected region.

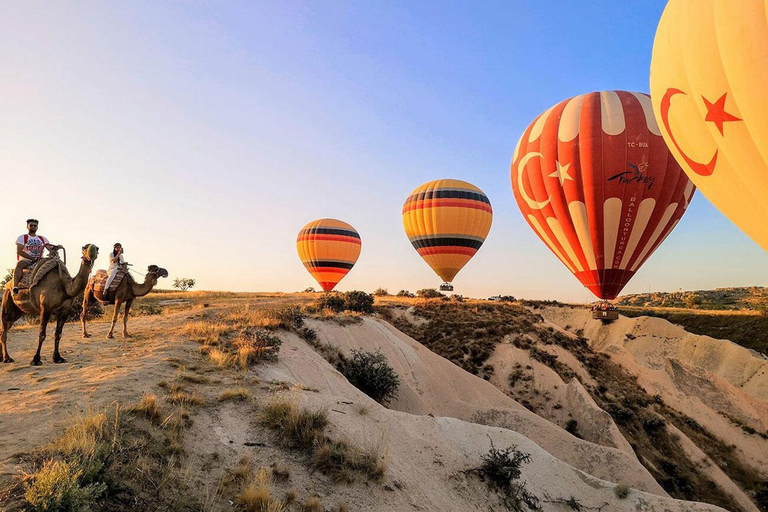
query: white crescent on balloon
[{"left": 516, "top": 152, "right": 551, "bottom": 210}]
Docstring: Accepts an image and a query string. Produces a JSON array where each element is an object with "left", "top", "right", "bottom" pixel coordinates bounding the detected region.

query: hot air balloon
[
  {"left": 650, "top": 0, "right": 768, "bottom": 252},
  {"left": 402, "top": 179, "right": 492, "bottom": 291},
  {"left": 296, "top": 219, "right": 361, "bottom": 292},
  {"left": 511, "top": 91, "right": 696, "bottom": 300}
]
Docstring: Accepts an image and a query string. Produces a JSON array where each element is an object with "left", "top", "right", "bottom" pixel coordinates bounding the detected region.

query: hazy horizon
[{"left": 2, "top": 1, "right": 767, "bottom": 301}]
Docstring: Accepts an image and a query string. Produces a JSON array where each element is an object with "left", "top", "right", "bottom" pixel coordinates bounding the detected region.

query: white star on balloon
[{"left": 548, "top": 161, "right": 574, "bottom": 186}]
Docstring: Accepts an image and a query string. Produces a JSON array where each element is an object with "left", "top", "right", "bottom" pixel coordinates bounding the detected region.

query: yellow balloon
[
  {"left": 402, "top": 179, "right": 493, "bottom": 285},
  {"left": 650, "top": 0, "right": 768, "bottom": 251}
]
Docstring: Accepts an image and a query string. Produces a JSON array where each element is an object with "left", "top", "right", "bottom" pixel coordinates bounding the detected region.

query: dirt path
[{"left": 0, "top": 309, "right": 200, "bottom": 476}]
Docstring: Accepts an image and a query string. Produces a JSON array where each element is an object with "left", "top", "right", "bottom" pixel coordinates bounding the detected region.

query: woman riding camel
[{"left": 104, "top": 243, "right": 125, "bottom": 298}]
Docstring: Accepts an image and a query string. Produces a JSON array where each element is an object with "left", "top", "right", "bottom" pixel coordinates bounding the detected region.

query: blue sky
[{"left": 1, "top": 1, "right": 766, "bottom": 301}]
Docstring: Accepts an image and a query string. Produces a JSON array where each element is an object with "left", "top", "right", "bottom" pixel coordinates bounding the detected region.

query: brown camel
[
  {"left": 1, "top": 244, "right": 99, "bottom": 365},
  {"left": 81, "top": 265, "right": 168, "bottom": 339}
]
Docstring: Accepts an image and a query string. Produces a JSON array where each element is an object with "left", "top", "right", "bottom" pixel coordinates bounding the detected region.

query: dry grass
[
  {"left": 236, "top": 468, "right": 285, "bottom": 512},
  {"left": 127, "top": 393, "right": 162, "bottom": 423},
  {"left": 11, "top": 405, "right": 201, "bottom": 511},
  {"left": 301, "top": 495, "right": 323, "bottom": 512},
  {"left": 177, "top": 367, "right": 211, "bottom": 384},
  {"left": 260, "top": 397, "right": 386, "bottom": 483},
  {"left": 207, "top": 347, "right": 235, "bottom": 368},
  {"left": 167, "top": 390, "right": 204, "bottom": 407},
  {"left": 219, "top": 387, "right": 250, "bottom": 402},
  {"left": 183, "top": 320, "right": 230, "bottom": 345}
]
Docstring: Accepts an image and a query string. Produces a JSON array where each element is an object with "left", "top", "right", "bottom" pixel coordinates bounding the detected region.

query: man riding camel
[{"left": 13, "top": 219, "right": 62, "bottom": 295}]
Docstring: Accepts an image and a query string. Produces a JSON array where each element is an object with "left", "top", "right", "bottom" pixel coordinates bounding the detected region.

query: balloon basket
[{"left": 439, "top": 283, "right": 454, "bottom": 292}]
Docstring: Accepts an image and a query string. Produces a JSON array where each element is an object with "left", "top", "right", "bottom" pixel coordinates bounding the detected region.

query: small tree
[
  {"left": 343, "top": 291, "right": 374, "bottom": 313},
  {"left": 396, "top": 290, "right": 415, "bottom": 298},
  {"left": 172, "top": 277, "right": 196, "bottom": 292},
  {"left": 0, "top": 268, "right": 12, "bottom": 288},
  {"left": 303, "top": 287, "right": 316, "bottom": 293},
  {"left": 416, "top": 288, "right": 444, "bottom": 299},
  {"left": 338, "top": 350, "right": 400, "bottom": 404},
  {"left": 372, "top": 288, "right": 389, "bottom": 297}
]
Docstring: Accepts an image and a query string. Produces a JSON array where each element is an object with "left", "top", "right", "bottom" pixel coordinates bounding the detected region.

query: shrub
[
  {"left": 235, "top": 328, "right": 283, "bottom": 366},
  {"left": 529, "top": 345, "right": 558, "bottom": 368},
  {"left": 478, "top": 441, "right": 539, "bottom": 511},
  {"left": 565, "top": 419, "right": 580, "bottom": 438},
  {"left": 396, "top": 290, "right": 415, "bottom": 298},
  {"left": 338, "top": 350, "right": 400, "bottom": 404},
  {"left": 372, "top": 288, "right": 389, "bottom": 297},
  {"left": 24, "top": 459, "right": 106, "bottom": 512},
  {"left": 343, "top": 291, "right": 374, "bottom": 313},
  {"left": 416, "top": 288, "right": 444, "bottom": 299},
  {"left": 66, "top": 293, "right": 104, "bottom": 323},
  {"left": 613, "top": 484, "right": 630, "bottom": 499},
  {"left": 315, "top": 294, "right": 345, "bottom": 313}
]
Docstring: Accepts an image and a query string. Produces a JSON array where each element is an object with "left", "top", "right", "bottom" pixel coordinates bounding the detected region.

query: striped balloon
[
  {"left": 296, "top": 219, "right": 361, "bottom": 292},
  {"left": 511, "top": 91, "right": 695, "bottom": 300},
  {"left": 403, "top": 179, "right": 493, "bottom": 284}
]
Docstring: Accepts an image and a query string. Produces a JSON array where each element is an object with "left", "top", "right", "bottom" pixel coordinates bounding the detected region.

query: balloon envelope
[
  {"left": 296, "top": 219, "right": 361, "bottom": 292},
  {"left": 511, "top": 90, "right": 696, "bottom": 299},
  {"left": 650, "top": 0, "right": 768, "bottom": 251},
  {"left": 402, "top": 179, "right": 492, "bottom": 284}
]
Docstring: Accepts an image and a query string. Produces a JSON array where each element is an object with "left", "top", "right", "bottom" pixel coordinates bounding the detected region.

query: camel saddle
[
  {"left": 5, "top": 258, "right": 69, "bottom": 312},
  {"left": 93, "top": 269, "right": 127, "bottom": 304}
]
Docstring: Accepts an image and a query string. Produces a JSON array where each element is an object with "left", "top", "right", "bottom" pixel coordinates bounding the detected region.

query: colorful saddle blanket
[
  {"left": 93, "top": 269, "right": 127, "bottom": 303},
  {"left": 5, "top": 258, "right": 67, "bottom": 313}
]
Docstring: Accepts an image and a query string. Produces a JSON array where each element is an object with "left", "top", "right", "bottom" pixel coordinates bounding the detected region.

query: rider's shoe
[{"left": 12, "top": 287, "right": 19, "bottom": 295}]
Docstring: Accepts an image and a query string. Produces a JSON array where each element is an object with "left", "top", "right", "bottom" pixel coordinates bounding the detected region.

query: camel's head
[
  {"left": 82, "top": 244, "right": 99, "bottom": 263},
  {"left": 147, "top": 265, "right": 169, "bottom": 279}
]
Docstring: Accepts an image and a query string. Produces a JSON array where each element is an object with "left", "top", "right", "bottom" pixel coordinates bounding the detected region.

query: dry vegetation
[
  {"left": 2, "top": 402, "right": 201, "bottom": 512},
  {"left": 261, "top": 397, "right": 386, "bottom": 484},
  {"left": 0, "top": 293, "right": 391, "bottom": 511},
  {"left": 388, "top": 299, "right": 766, "bottom": 512}
]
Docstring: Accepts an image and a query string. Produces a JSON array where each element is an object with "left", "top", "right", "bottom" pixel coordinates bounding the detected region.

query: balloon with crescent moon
[
  {"left": 296, "top": 219, "right": 361, "bottom": 292},
  {"left": 650, "top": 0, "right": 768, "bottom": 252},
  {"left": 511, "top": 90, "right": 696, "bottom": 300},
  {"left": 402, "top": 179, "right": 492, "bottom": 289}
]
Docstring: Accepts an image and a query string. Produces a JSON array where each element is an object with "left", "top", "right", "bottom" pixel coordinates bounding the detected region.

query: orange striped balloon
[
  {"left": 297, "top": 219, "right": 361, "bottom": 292},
  {"left": 403, "top": 179, "right": 493, "bottom": 284}
]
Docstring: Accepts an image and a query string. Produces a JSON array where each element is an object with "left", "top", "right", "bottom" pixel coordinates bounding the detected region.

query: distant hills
[{"left": 618, "top": 287, "right": 768, "bottom": 312}]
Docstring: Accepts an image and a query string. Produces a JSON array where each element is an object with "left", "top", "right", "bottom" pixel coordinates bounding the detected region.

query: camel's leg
[
  {"left": 1, "top": 292, "right": 21, "bottom": 363},
  {"left": 107, "top": 300, "right": 121, "bottom": 339},
  {"left": 31, "top": 308, "right": 52, "bottom": 366},
  {"left": 52, "top": 315, "right": 67, "bottom": 363},
  {"left": 81, "top": 288, "right": 94, "bottom": 338},
  {"left": 122, "top": 299, "right": 133, "bottom": 338}
]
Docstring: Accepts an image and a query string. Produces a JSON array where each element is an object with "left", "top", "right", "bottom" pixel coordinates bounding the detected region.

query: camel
[
  {"left": 81, "top": 264, "right": 168, "bottom": 339},
  {"left": 1, "top": 244, "right": 99, "bottom": 365}
]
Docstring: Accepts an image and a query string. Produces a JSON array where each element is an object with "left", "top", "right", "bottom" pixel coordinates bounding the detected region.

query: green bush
[
  {"left": 416, "top": 288, "right": 444, "bottom": 299},
  {"left": 315, "top": 294, "right": 346, "bottom": 313},
  {"left": 25, "top": 459, "right": 106, "bottom": 512},
  {"left": 372, "top": 288, "right": 389, "bottom": 297},
  {"left": 478, "top": 442, "right": 539, "bottom": 511},
  {"left": 338, "top": 350, "right": 400, "bottom": 404},
  {"left": 66, "top": 293, "right": 104, "bottom": 323},
  {"left": 613, "top": 484, "right": 630, "bottom": 499},
  {"left": 343, "top": 291, "right": 374, "bottom": 313},
  {"left": 396, "top": 290, "right": 414, "bottom": 298}
]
